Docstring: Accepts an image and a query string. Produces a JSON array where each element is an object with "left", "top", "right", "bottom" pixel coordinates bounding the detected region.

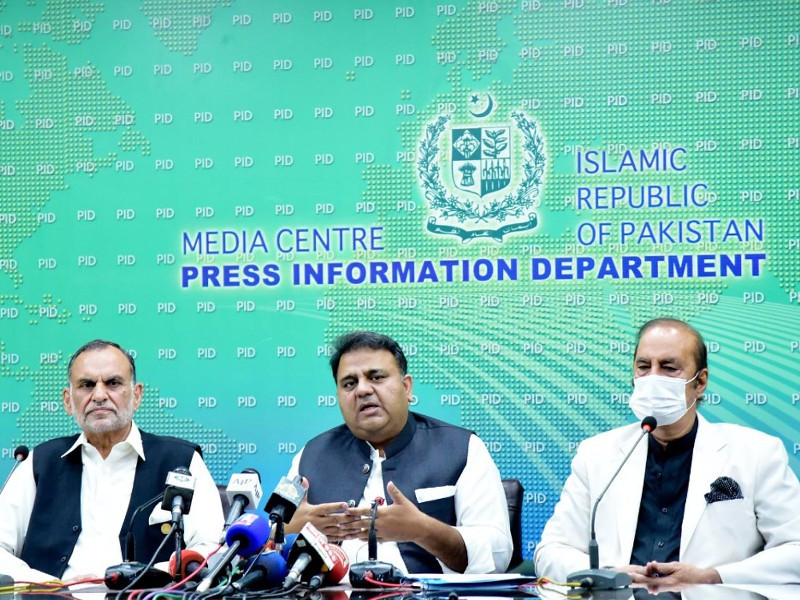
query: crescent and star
[{"left": 469, "top": 93, "right": 494, "bottom": 118}]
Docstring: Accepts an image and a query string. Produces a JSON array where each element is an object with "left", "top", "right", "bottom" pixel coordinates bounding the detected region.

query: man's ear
[
  {"left": 62, "top": 387, "right": 73, "bottom": 415},
  {"left": 132, "top": 382, "right": 143, "bottom": 411},
  {"left": 403, "top": 374, "right": 413, "bottom": 403}
]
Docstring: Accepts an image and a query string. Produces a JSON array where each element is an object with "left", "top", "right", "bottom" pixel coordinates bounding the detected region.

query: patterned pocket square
[{"left": 704, "top": 476, "right": 744, "bottom": 503}]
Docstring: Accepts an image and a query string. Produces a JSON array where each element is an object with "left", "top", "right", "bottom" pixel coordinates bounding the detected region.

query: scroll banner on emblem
[{"left": 427, "top": 214, "right": 538, "bottom": 242}]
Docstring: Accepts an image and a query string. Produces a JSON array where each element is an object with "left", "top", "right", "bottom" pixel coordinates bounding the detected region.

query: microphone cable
[
  {"left": 123, "top": 492, "right": 165, "bottom": 561},
  {"left": 114, "top": 522, "right": 176, "bottom": 600}
]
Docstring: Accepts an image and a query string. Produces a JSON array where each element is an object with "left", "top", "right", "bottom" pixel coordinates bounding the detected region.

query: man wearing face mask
[{"left": 534, "top": 318, "right": 800, "bottom": 586}]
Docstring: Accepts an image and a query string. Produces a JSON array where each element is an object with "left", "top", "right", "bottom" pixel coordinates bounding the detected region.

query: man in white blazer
[{"left": 534, "top": 318, "right": 800, "bottom": 587}]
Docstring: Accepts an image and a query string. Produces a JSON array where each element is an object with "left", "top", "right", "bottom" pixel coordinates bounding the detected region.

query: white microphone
[
  {"left": 220, "top": 468, "right": 263, "bottom": 542},
  {"left": 161, "top": 467, "right": 195, "bottom": 523},
  {"left": 283, "top": 523, "right": 336, "bottom": 588}
]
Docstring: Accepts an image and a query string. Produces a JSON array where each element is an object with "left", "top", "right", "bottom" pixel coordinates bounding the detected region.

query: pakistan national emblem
[{"left": 418, "top": 93, "right": 545, "bottom": 242}]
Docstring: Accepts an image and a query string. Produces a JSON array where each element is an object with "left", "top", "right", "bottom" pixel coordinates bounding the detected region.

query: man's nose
[
  {"left": 355, "top": 377, "right": 374, "bottom": 395},
  {"left": 90, "top": 382, "right": 109, "bottom": 402}
]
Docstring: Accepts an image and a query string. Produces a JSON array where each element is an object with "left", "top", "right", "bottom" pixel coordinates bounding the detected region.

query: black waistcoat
[
  {"left": 20, "top": 430, "right": 199, "bottom": 578},
  {"left": 298, "top": 412, "right": 472, "bottom": 574}
]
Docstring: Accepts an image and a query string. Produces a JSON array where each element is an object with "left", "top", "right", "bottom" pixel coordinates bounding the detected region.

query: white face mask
[{"left": 629, "top": 373, "right": 698, "bottom": 426}]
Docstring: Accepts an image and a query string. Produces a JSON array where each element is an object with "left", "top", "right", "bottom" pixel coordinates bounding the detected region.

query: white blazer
[{"left": 534, "top": 414, "right": 800, "bottom": 584}]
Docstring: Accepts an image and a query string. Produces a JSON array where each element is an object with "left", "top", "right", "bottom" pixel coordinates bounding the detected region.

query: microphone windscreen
[
  {"left": 325, "top": 544, "right": 349, "bottom": 584},
  {"left": 226, "top": 512, "right": 271, "bottom": 556},
  {"left": 641, "top": 416, "right": 657, "bottom": 432},
  {"left": 168, "top": 549, "right": 205, "bottom": 578},
  {"left": 251, "top": 551, "right": 288, "bottom": 585},
  {"left": 280, "top": 533, "right": 298, "bottom": 561},
  {"left": 13, "top": 446, "right": 29, "bottom": 461}
]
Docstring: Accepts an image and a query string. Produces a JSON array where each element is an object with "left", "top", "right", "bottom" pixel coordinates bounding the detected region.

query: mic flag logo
[{"left": 417, "top": 93, "right": 546, "bottom": 242}]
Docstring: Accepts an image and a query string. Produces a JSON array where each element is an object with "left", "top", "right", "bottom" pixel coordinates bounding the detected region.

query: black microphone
[
  {"left": 220, "top": 468, "right": 263, "bottom": 542},
  {"left": 1, "top": 445, "right": 29, "bottom": 492},
  {"left": 349, "top": 497, "right": 404, "bottom": 587},
  {"left": 264, "top": 475, "right": 305, "bottom": 524},
  {"left": 567, "top": 416, "right": 657, "bottom": 590},
  {"left": 368, "top": 497, "right": 383, "bottom": 559},
  {"left": 161, "top": 466, "right": 195, "bottom": 523},
  {"left": 124, "top": 493, "right": 164, "bottom": 561},
  {"left": 111, "top": 485, "right": 177, "bottom": 587}
]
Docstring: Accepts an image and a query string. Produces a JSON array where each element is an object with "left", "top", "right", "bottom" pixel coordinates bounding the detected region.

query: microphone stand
[
  {"left": 124, "top": 493, "right": 164, "bottom": 561},
  {"left": 270, "top": 512, "right": 285, "bottom": 550},
  {"left": 174, "top": 512, "right": 184, "bottom": 583},
  {"left": 567, "top": 418, "right": 656, "bottom": 590},
  {"left": 349, "top": 498, "right": 403, "bottom": 587},
  {"left": 169, "top": 495, "right": 187, "bottom": 581},
  {"left": 1, "top": 448, "right": 28, "bottom": 492}
]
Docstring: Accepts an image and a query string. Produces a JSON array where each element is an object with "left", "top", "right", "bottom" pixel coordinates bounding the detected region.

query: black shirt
[{"left": 630, "top": 417, "right": 698, "bottom": 565}]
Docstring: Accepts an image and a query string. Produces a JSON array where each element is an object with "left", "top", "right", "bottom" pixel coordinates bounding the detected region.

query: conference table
[{"left": 7, "top": 581, "right": 800, "bottom": 600}]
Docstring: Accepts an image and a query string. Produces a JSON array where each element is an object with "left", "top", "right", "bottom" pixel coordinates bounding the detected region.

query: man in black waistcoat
[
  {"left": 0, "top": 339, "right": 223, "bottom": 582},
  {"left": 286, "top": 331, "right": 512, "bottom": 574}
]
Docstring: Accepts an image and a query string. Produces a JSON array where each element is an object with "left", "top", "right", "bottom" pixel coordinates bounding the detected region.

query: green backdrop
[{"left": 1, "top": 0, "right": 799, "bottom": 559}]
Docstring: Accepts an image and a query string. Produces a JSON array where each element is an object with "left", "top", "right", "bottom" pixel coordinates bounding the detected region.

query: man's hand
[
  {"left": 355, "top": 481, "right": 425, "bottom": 543},
  {"left": 353, "top": 481, "right": 468, "bottom": 573},
  {"left": 628, "top": 561, "right": 721, "bottom": 593},
  {"left": 284, "top": 477, "right": 360, "bottom": 543},
  {"left": 615, "top": 564, "right": 649, "bottom": 577}
]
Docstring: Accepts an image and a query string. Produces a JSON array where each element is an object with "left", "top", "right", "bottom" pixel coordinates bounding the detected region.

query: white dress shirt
[
  {"left": 0, "top": 422, "right": 223, "bottom": 582},
  {"left": 289, "top": 434, "right": 512, "bottom": 574}
]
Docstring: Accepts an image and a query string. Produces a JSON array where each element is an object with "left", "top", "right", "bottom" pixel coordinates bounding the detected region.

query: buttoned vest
[
  {"left": 299, "top": 412, "right": 471, "bottom": 574},
  {"left": 20, "top": 431, "right": 198, "bottom": 578}
]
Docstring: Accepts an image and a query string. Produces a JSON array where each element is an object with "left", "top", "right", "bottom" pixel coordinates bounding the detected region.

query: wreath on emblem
[{"left": 418, "top": 112, "right": 545, "bottom": 223}]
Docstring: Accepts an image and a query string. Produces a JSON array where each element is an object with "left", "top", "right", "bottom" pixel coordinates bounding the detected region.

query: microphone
[
  {"left": 349, "top": 497, "right": 404, "bottom": 587},
  {"left": 264, "top": 475, "right": 306, "bottom": 524},
  {"left": 1, "top": 445, "right": 29, "bottom": 492},
  {"left": 123, "top": 493, "right": 164, "bottom": 561},
  {"left": 280, "top": 533, "right": 298, "bottom": 561},
  {"left": 221, "top": 468, "right": 263, "bottom": 542},
  {"left": 196, "top": 512, "right": 271, "bottom": 593},
  {"left": 567, "top": 416, "right": 658, "bottom": 590},
  {"left": 368, "top": 497, "right": 384, "bottom": 560},
  {"left": 308, "top": 542, "right": 349, "bottom": 590},
  {"left": 233, "top": 551, "right": 288, "bottom": 591},
  {"left": 283, "top": 522, "right": 336, "bottom": 588},
  {"left": 105, "top": 562, "right": 174, "bottom": 590},
  {"left": 168, "top": 549, "right": 206, "bottom": 581},
  {"left": 161, "top": 467, "right": 195, "bottom": 523}
]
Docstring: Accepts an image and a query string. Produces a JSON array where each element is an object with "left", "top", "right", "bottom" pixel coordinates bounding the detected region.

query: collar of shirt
[
  {"left": 649, "top": 415, "right": 699, "bottom": 460},
  {"left": 60, "top": 421, "right": 146, "bottom": 462}
]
